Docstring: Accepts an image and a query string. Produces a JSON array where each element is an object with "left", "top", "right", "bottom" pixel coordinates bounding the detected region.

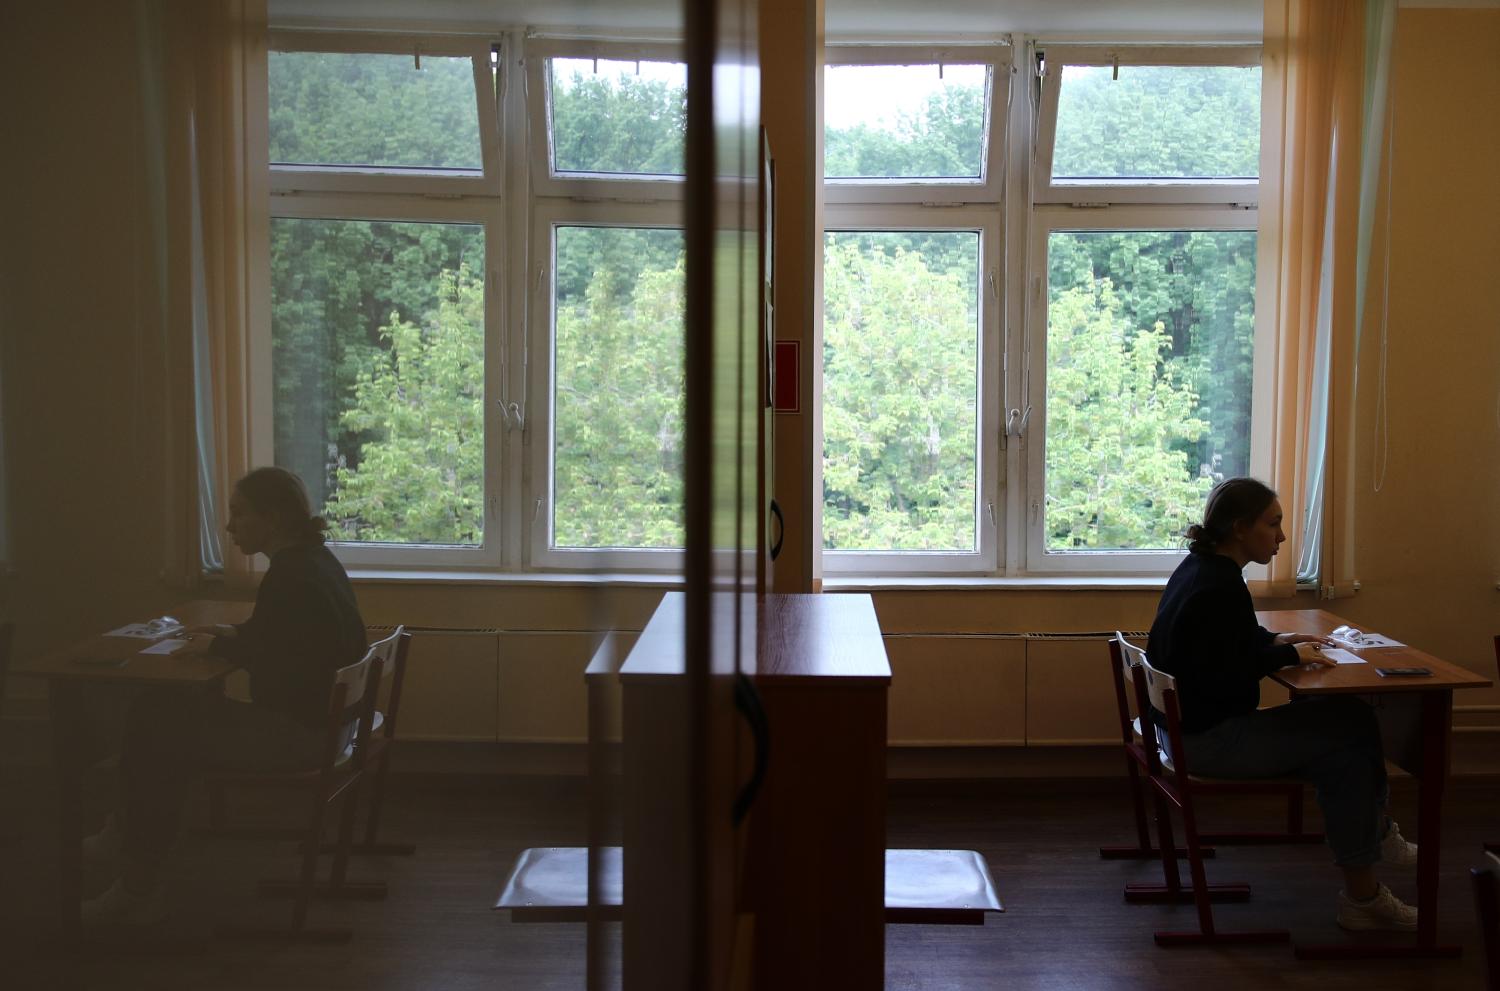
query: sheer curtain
[
  {"left": 1254, "top": 0, "right": 1374, "bottom": 597},
  {"left": 150, "top": 0, "right": 267, "bottom": 584}
]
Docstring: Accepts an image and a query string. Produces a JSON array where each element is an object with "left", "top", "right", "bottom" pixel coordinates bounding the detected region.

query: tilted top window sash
[
  {"left": 268, "top": 31, "right": 502, "bottom": 196},
  {"left": 1035, "top": 45, "right": 1261, "bottom": 206},
  {"left": 824, "top": 44, "right": 1009, "bottom": 205},
  {"left": 526, "top": 39, "right": 687, "bottom": 198}
]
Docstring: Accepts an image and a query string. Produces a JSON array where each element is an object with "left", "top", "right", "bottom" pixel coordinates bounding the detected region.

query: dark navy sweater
[
  {"left": 1146, "top": 552, "right": 1297, "bottom": 734},
  {"left": 210, "top": 543, "right": 367, "bottom": 729}
]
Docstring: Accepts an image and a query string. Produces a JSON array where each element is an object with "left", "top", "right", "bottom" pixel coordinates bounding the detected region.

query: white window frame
[
  {"left": 820, "top": 43, "right": 1009, "bottom": 577},
  {"left": 527, "top": 200, "right": 685, "bottom": 573},
  {"left": 824, "top": 45, "right": 1009, "bottom": 206},
  {"left": 260, "top": 29, "right": 509, "bottom": 570},
  {"left": 1022, "top": 42, "right": 1268, "bottom": 576},
  {"left": 268, "top": 31, "right": 502, "bottom": 198},
  {"left": 525, "top": 38, "right": 687, "bottom": 201}
]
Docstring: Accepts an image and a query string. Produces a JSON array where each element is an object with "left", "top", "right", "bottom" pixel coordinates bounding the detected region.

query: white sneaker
[
  {"left": 1380, "top": 819, "right": 1418, "bottom": 867},
  {"left": 82, "top": 814, "right": 123, "bottom": 868},
  {"left": 1337, "top": 883, "right": 1417, "bottom": 932},
  {"left": 81, "top": 877, "right": 168, "bottom": 927}
]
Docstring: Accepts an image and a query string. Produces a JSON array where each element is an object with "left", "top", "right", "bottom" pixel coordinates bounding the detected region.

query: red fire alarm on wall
[{"left": 773, "top": 340, "right": 799, "bottom": 413}]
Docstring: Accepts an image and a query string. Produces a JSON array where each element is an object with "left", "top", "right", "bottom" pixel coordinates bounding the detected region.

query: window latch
[
  {"left": 1005, "top": 405, "right": 1031, "bottom": 438},
  {"left": 498, "top": 399, "right": 525, "bottom": 433}
]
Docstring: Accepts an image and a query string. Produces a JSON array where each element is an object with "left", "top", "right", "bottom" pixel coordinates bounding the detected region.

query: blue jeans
[{"left": 1177, "top": 696, "right": 1388, "bottom": 867}]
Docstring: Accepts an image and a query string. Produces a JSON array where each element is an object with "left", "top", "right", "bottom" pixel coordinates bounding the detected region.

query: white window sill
[
  {"left": 346, "top": 568, "right": 685, "bottom": 589},
  {"left": 822, "top": 575, "right": 1171, "bottom": 592}
]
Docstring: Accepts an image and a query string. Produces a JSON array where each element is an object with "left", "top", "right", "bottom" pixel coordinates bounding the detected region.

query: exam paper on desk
[{"left": 1321, "top": 647, "right": 1366, "bottom": 665}]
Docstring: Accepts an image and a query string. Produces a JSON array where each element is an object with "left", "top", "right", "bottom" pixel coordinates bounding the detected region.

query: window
[
  {"left": 822, "top": 47, "right": 1007, "bottom": 574},
  {"left": 1026, "top": 46, "right": 1264, "bottom": 574},
  {"left": 526, "top": 41, "right": 686, "bottom": 569},
  {"left": 263, "top": 31, "right": 685, "bottom": 571},
  {"left": 819, "top": 42, "right": 1264, "bottom": 578},
  {"left": 266, "top": 33, "right": 502, "bottom": 567}
]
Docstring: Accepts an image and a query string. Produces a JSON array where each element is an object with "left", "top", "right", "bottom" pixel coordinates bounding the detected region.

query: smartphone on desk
[{"left": 1375, "top": 666, "right": 1431, "bottom": 677}]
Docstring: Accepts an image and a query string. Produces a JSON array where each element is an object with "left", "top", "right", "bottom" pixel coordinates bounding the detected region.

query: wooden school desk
[
  {"left": 13, "top": 600, "right": 250, "bottom": 941},
  {"left": 1258, "top": 608, "right": 1492, "bottom": 959}
]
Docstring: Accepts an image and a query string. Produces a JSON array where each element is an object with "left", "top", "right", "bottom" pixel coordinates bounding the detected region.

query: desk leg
[
  {"left": 1295, "top": 688, "right": 1461, "bottom": 960},
  {"left": 1415, "top": 689, "right": 1453, "bottom": 952},
  {"left": 50, "top": 680, "right": 83, "bottom": 943}
]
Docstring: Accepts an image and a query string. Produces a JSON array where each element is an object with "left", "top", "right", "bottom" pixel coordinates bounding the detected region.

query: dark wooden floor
[{"left": 1, "top": 766, "right": 1495, "bottom": 990}]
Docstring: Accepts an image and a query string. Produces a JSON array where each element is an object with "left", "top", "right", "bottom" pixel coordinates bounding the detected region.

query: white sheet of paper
[
  {"left": 140, "top": 638, "right": 189, "bottom": 655},
  {"left": 1321, "top": 647, "right": 1366, "bottom": 665},
  {"left": 1331, "top": 632, "right": 1404, "bottom": 648},
  {"left": 105, "top": 618, "right": 183, "bottom": 639}
]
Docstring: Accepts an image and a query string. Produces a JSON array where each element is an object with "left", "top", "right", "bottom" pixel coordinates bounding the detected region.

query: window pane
[
  {"left": 271, "top": 218, "right": 486, "bottom": 545},
  {"left": 549, "top": 58, "right": 687, "bottom": 176},
  {"left": 1051, "top": 65, "right": 1260, "bottom": 180},
  {"left": 269, "top": 52, "right": 482, "bottom": 170},
  {"left": 1044, "top": 230, "right": 1256, "bottom": 552},
  {"left": 825, "top": 64, "right": 989, "bottom": 180},
  {"left": 823, "top": 231, "right": 980, "bottom": 552},
  {"left": 553, "top": 226, "right": 685, "bottom": 548}
]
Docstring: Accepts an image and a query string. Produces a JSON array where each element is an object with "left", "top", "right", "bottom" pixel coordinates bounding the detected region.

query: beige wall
[
  {"left": 1, "top": 2, "right": 186, "bottom": 664},
  {"left": 1325, "top": 8, "right": 1500, "bottom": 698}
]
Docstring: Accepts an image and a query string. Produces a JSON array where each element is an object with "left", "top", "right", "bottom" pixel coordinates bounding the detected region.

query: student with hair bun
[
  {"left": 83, "top": 467, "right": 366, "bottom": 926},
  {"left": 1147, "top": 476, "right": 1419, "bottom": 932}
]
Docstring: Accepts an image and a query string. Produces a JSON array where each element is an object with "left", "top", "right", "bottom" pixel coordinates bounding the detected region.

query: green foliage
[
  {"left": 825, "top": 78, "right": 986, "bottom": 178},
  {"left": 325, "top": 267, "right": 485, "bottom": 543},
  {"left": 1044, "top": 281, "right": 1215, "bottom": 549},
  {"left": 823, "top": 236, "right": 978, "bottom": 550},
  {"left": 549, "top": 64, "right": 686, "bottom": 175},
  {"left": 553, "top": 238, "right": 687, "bottom": 548},
  {"left": 270, "top": 51, "right": 482, "bottom": 169},
  {"left": 1052, "top": 65, "right": 1260, "bottom": 178}
]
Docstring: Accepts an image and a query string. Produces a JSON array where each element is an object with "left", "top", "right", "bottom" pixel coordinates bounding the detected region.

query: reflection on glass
[
  {"left": 1044, "top": 229, "right": 1256, "bottom": 551},
  {"left": 549, "top": 58, "right": 687, "bottom": 176},
  {"left": 825, "top": 64, "right": 989, "bottom": 180},
  {"left": 270, "top": 218, "right": 486, "bottom": 545},
  {"left": 269, "top": 52, "right": 483, "bottom": 170},
  {"left": 1052, "top": 65, "right": 1260, "bottom": 180},
  {"left": 552, "top": 226, "right": 686, "bottom": 549},
  {"left": 823, "top": 230, "right": 980, "bottom": 552}
]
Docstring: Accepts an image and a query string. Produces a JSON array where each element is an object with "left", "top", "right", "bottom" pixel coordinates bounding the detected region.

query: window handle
[
  {"left": 1005, "top": 405, "right": 1031, "bottom": 437},
  {"left": 497, "top": 400, "right": 525, "bottom": 433}
]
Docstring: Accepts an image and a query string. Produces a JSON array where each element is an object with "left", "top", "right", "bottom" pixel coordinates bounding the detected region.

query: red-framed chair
[
  {"left": 1130, "top": 644, "right": 1290, "bottom": 947},
  {"left": 1474, "top": 850, "right": 1500, "bottom": 991},
  {"left": 1101, "top": 633, "right": 1321, "bottom": 860}
]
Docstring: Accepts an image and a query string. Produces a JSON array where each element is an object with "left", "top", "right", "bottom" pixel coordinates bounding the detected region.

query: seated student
[
  {"left": 1147, "top": 476, "right": 1418, "bottom": 932},
  {"left": 83, "top": 466, "right": 367, "bottom": 925}
]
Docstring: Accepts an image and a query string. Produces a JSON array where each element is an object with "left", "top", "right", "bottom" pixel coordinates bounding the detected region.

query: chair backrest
[
  {"left": 1134, "top": 652, "right": 1191, "bottom": 778},
  {"left": 1107, "top": 632, "right": 1147, "bottom": 744},
  {"left": 365, "top": 626, "right": 411, "bottom": 729},
  {"left": 325, "top": 642, "right": 385, "bottom": 767}
]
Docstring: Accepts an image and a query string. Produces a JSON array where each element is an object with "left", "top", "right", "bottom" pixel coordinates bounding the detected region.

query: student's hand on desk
[
  {"left": 1275, "top": 632, "right": 1337, "bottom": 648},
  {"left": 1293, "top": 641, "right": 1337, "bottom": 667}
]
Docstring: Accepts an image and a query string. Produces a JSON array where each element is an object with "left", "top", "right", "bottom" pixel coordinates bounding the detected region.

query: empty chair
[{"left": 1130, "top": 644, "right": 1290, "bottom": 947}]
